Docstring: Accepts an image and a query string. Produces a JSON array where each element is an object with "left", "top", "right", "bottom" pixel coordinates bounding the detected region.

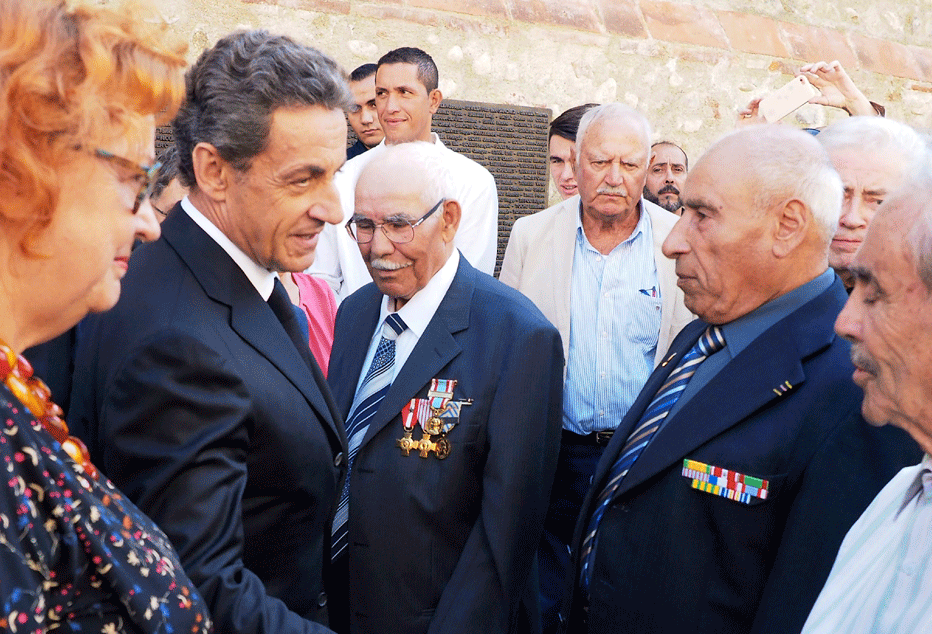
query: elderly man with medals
[{"left": 327, "top": 141, "right": 564, "bottom": 634}]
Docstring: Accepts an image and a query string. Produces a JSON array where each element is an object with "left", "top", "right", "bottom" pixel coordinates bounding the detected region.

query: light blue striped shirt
[
  {"left": 802, "top": 454, "right": 932, "bottom": 634},
  {"left": 563, "top": 203, "right": 660, "bottom": 434}
]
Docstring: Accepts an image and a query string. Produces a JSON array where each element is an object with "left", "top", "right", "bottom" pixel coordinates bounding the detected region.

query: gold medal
[
  {"left": 418, "top": 435, "right": 434, "bottom": 458},
  {"left": 433, "top": 437, "right": 451, "bottom": 459},
  {"left": 425, "top": 416, "right": 443, "bottom": 436},
  {"left": 396, "top": 431, "right": 415, "bottom": 456}
]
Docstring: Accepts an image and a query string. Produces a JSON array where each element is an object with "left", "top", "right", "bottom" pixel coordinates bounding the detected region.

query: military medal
[
  {"left": 398, "top": 379, "right": 473, "bottom": 459},
  {"left": 398, "top": 398, "right": 427, "bottom": 456},
  {"left": 681, "top": 459, "right": 770, "bottom": 504},
  {"left": 433, "top": 436, "right": 451, "bottom": 459}
]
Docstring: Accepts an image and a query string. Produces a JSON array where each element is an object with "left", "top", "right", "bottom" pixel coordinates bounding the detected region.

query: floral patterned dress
[{"left": 0, "top": 384, "right": 212, "bottom": 633}]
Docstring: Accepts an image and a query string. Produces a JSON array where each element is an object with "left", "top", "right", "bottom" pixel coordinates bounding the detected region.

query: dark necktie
[
  {"left": 268, "top": 277, "right": 312, "bottom": 367},
  {"left": 579, "top": 325, "right": 726, "bottom": 590}
]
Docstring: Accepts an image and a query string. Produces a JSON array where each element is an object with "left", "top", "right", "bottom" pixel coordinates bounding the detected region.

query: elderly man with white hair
[
  {"left": 802, "top": 156, "right": 932, "bottom": 634},
  {"left": 326, "top": 141, "right": 564, "bottom": 634},
  {"left": 560, "top": 124, "right": 919, "bottom": 634},
  {"left": 500, "top": 103, "right": 692, "bottom": 632},
  {"left": 816, "top": 115, "right": 928, "bottom": 289}
]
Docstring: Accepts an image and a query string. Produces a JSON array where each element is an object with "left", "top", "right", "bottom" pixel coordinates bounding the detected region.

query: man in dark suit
[
  {"left": 69, "top": 31, "right": 352, "bottom": 634},
  {"left": 560, "top": 124, "right": 920, "bottom": 633},
  {"left": 327, "top": 141, "right": 564, "bottom": 634}
]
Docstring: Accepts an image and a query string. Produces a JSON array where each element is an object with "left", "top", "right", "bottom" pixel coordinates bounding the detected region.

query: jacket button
[
  {"left": 333, "top": 452, "right": 344, "bottom": 467},
  {"left": 317, "top": 591, "right": 327, "bottom": 608}
]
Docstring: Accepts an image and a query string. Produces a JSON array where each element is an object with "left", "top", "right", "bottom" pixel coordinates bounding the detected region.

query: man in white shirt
[
  {"left": 311, "top": 47, "right": 498, "bottom": 300},
  {"left": 802, "top": 148, "right": 932, "bottom": 634}
]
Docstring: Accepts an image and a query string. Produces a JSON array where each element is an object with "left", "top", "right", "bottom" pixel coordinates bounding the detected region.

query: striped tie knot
[
  {"left": 384, "top": 312, "right": 407, "bottom": 339},
  {"left": 696, "top": 325, "right": 725, "bottom": 357}
]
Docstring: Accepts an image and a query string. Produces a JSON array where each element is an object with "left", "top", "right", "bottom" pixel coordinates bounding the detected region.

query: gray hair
[
  {"left": 712, "top": 125, "right": 842, "bottom": 242},
  {"left": 364, "top": 141, "right": 455, "bottom": 208},
  {"left": 817, "top": 116, "right": 927, "bottom": 166},
  {"left": 173, "top": 30, "right": 353, "bottom": 188},
  {"left": 575, "top": 103, "right": 651, "bottom": 157},
  {"left": 889, "top": 157, "right": 932, "bottom": 291}
]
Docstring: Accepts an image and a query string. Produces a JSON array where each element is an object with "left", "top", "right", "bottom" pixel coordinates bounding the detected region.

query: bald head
[{"left": 662, "top": 125, "right": 842, "bottom": 324}]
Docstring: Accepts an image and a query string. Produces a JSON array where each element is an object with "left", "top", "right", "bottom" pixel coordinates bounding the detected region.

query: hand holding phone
[{"left": 758, "top": 76, "right": 821, "bottom": 123}]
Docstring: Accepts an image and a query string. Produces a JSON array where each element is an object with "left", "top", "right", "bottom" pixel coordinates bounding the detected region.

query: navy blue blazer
[
  {"left": 327, "top": 257, "right": 564, "bottom": 634},
  {"left": 561, "top": 275, "right": 920, "bottom": 634},
  {"left": 69, "top": 206, "right": 347, "bottom": 634}
]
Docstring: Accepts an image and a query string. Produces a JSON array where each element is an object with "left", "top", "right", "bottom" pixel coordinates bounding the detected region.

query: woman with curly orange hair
[{"left": 0, "top": 0, "right": 211, "bottom": 631}]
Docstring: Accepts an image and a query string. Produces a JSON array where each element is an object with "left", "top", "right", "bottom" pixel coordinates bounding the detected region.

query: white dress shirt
[
  {"left": 353, "top": 250, "right": 460, "bottom": 394},
  {"left": 181, "top": 196, "right": 276, "bottom": 300},
  {"left": 802, "top": 453, "right": 932, "bottom": 634}
]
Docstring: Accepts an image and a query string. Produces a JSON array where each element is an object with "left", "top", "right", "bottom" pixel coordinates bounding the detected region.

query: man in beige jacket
[{"left": 500, "top": 103, "right": 691, "bottom": 633}]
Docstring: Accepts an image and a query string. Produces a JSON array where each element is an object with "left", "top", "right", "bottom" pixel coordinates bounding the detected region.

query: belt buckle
[{"left": 595, "top": 430, "right": 614, "bottom": 446}]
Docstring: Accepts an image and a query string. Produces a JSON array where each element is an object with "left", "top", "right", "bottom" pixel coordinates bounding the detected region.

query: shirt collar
[
  {"left": 378, "top": 249, "right": 460, "bottom": 338},
  {"left": 574, "top": 198, "right": 648, "bottom": 251},
  {"left": 181, "top": 196, "right": 277, "bottom": 301},
  {"left": 898, "top": 454, "right": 932, "bottom": 516},
  {"left": 720, "top": 269, "right": 835, "bottom": 359}
]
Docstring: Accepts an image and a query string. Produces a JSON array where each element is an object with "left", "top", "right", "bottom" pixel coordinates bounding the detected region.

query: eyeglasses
[
  {"left": 346, "top": 198, "right": 445, "bottom": 244},
  {"left": 92, "top": 148, "right": 162, "bottom": 214}
]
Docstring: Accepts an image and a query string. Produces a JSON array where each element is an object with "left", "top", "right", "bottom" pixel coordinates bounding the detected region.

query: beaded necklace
[{"left": 0, "top": 341, "right": 99, "bottom": 480}]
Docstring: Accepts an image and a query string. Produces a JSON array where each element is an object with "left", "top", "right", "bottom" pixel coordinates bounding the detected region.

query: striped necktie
[
  {"left": 331, "top": 312, "right": 407, "bottom": 561},
  {"left": 579, "top": 325, "right": 726, "bottom": 590}
]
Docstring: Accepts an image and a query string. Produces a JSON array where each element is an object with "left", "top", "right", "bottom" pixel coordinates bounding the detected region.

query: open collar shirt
[
  {"left": 801, "top": 453, "right": 932, "bottom": 634},
  {"left": 563, "top": 202, "right": 660, "bottom": 434}
]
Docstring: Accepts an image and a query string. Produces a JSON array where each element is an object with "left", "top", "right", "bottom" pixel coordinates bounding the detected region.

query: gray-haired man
[{"left": 71, "top": 30, "right": 350, "bottom": 634}]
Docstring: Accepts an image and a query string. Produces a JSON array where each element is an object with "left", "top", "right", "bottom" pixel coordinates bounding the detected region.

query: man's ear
[
  {"left": 428, "top": 88, "right": 443, "bottom": 114},
  {"left": 772, "top": 198, "right": 809, "bottom": 258},
  {"left": 440, "top": 199, "right": 461, "bottom": 243},
  {"left": 569, "top": 146, "right": 578, "bottom": 174},
  {"left": 191, "top": 142, "right": 231, "bottom": 202}
]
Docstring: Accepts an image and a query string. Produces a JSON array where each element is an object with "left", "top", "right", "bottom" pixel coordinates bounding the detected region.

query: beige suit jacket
[{"left": 499, "top": 195, "right": 693, "bottom": 367}]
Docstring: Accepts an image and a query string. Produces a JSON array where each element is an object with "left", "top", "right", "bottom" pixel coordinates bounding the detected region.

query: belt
[{"left": 562, "top": 429, "right": 614, "bottom": 447}]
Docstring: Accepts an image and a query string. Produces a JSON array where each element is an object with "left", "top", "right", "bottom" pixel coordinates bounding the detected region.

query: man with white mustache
[
  {"left": 500, "top": 103, "right": 691, "bottom": 633},
  {"left": 326, "top": 141, "right": 564, "bottom": 634}
]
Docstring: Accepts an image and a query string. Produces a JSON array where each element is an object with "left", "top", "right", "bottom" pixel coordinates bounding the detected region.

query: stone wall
[{"left": 146, "top": 0, "right": 932, "bottom": 196}]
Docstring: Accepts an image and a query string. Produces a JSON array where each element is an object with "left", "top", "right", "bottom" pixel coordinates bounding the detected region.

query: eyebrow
[
  {"left": 848, "top": 265, "right": 876, "bottom": 285},
  {"left": 683, "top": 197, "right": 720, "bottom": 215}
]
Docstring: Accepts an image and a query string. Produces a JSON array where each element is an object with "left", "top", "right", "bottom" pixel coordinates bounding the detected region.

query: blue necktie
[
  {"left": 579, "top": 325, "right": 726, "bottom": 589},
  {"left": 331, "top": 313, "right": 407, "bottom": 560}
]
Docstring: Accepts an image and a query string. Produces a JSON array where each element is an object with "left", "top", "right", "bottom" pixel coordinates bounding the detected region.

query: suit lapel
[
  {"left": 549, "top": 198, "right": 579, "bottom": 345},
  {"left": 359, "top": 260, "right": 473, "bottom": 447},
  {"left": 163, "top": 210, "right": 344, "bottom": 448},
  {"left": 613, "top": 279, "right": 846, "bottom": 497},
  {"left": 644, "top": 200, "right": 680, "bottom": 366}
]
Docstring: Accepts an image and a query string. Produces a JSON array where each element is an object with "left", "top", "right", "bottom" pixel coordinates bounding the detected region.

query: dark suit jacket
[
  {"left": 69, "top": 206, "right": 347, "bottom": 634},
  {"left": 327, "top": 257, "right": 564, "bottom": 634},
  {"left": 561, "top": 275, "right": 920, "bottom": 634}
]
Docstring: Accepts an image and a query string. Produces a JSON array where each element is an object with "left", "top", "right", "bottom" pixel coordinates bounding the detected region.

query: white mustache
[
  {"left": 597, "top": 187, "right": 627, "bottom": 197},
  {"left": 370, "top": 258, "right": 412, "bottom": 271},
  {"left": 851, "top": 347, "right": 879, "bottom": 375}
]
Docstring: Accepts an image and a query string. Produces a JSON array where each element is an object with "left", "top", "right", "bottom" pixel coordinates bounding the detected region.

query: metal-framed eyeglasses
[
  {"left": 92, "top": 148, "right": 162, "bottom": 214},
  {"left": 346, "top": 198, "right": 445, "bottom": 244}
]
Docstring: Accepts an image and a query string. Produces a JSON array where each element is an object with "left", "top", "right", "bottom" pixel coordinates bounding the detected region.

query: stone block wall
[
  {"left": 144, "top": 0, "right": 932, "bottom": 231},
  {"left": 146, "top": 0, "right": 932, "bottom": 154}
]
